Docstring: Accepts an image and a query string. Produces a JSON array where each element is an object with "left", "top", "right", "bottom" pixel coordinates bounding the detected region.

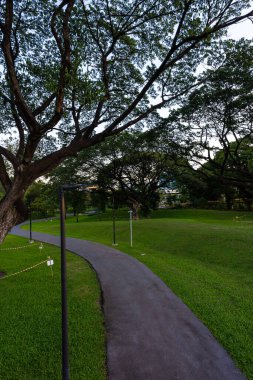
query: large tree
[
  {"left": 92, "top": 131, "right": 175, "bottom": 217},
  {"left": 198, "top": 140, "right": 253, "bottom": 209},
  {"left": 167, "top": 39, "right": 253, "bottom": 206},
  {"left": 0, "top": 0, "right": 252, "bottom": 241}
]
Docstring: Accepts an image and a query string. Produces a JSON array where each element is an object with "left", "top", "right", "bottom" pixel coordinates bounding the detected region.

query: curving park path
[{"left": 11, "top": 224, "right": 247, "bottom": 380}]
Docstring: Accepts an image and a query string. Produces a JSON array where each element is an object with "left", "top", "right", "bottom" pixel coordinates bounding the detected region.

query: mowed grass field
[
  {"left": 23, "top": 208, "right": 253, "bottom": 379},
  {"left": 0, "top": 236, "right": 106, "bottom": 380}
]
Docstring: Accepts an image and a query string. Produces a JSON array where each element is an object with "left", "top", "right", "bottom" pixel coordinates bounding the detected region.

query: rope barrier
[
  {"left": 0, "top": 259, "right": 48, "bottom": 281},
  {"left": 0, "top": 242, "right": 41, "bottom": 251},
  {"left": 0, "top": 241, "right": 55, "bottom": 280}
]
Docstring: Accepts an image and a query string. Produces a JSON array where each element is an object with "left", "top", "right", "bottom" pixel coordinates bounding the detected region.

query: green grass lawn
[
  {"left": 0, "top": 235, "right": 106, "bottom": 380},
  {"left": 23, "top": 208, "right": 253, "bottom": 379}
]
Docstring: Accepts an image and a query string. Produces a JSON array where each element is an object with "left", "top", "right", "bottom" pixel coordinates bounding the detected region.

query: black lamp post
[
  {"left": 59, "top": 183, "right": 95, "bottom": 380},
  {"left": 29, "top": 201, "right": 33, "bottom": 243},
  {"left": 59, "top": 185, "right": 69, "bottom": 380},
  {"left": 129, "top": 209, "right": 133, "bottom": 247},
  {"left": 112, "top": 191, "right": 116, "bottom": 245}
]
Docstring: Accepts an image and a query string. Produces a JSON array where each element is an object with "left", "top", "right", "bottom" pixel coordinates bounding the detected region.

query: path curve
[{"left": 11, "top": 224, "right": 247, "bottom": 380}]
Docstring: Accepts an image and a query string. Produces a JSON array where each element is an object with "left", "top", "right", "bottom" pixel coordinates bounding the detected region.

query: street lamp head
[
  {"left": 61, "top": 183, "right": 87, "bottom": 191},
  {"left": 61, "top": 183, "right": 98, "bottom": 192}
]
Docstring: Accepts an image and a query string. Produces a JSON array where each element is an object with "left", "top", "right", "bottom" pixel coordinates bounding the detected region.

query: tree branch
[
  {"left": 0, "top": 155, "right": 12, "bottom": 191},
  {"left": 1, "top": 0, "right": 41, "bottom": 132},
  {"left": 33, "top": 93, "right": 56, "bottom": 117},
  {"left": 43, "top": 0, "right": 75, "bottom": 131},
  {"left": 10, "top": 101, "right": 25, "bottom": 160},
  {"left": 0, "top": 146, "right": 18, "bottom": 169},
  {"left": 103, "top": 6, "right": 253, "bottom": 137}
]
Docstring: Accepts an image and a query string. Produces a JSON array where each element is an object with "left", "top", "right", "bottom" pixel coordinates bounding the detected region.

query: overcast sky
[{"left": 228, "top": 17, "right": 252, "bottom": 40}]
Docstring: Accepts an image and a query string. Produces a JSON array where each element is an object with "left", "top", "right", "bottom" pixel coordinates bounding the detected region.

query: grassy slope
[
  {"left": 23, "top": 209, "right": 253, "bottom": 380},
  {"left": 0, "top": 235, "right": 106, "bottom": 380}
]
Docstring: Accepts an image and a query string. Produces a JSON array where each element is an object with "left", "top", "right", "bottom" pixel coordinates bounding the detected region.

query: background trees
[
  {"left": 194, "top": 140, "right": 253, "bottom": 210},
  {"left": 47, "top": 130, "right": 178, "bottom": 217},
  {"left": 91, "top": 131, "right": 175, "bottom": 217},
  {"left": 24, "top": 181, "right": 57, "bottom": 218},
  {"left": 173, "top": 39, "right": 253, "bottom": 163},
  {"left": 165, "top": 39, "right": 253, "bottom": 209}
]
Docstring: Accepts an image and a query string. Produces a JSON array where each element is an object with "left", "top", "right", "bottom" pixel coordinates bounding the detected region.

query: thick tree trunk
[
  {"left": 245, "top": 199, "right": 252, "bottom": 211},
  {"left": 131, "top": 201, "right": 141, "bottom": 220},
  {"left": 0, "top": 185, "right": 28, "bottom": 243},
  {"left": 225, "top": 193, "right": 232, "bottom": 210}
]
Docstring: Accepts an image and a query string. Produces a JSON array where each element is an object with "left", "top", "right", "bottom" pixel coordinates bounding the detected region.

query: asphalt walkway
[{"left": 11, "top": 224, "right": 247, "bottom": 380}]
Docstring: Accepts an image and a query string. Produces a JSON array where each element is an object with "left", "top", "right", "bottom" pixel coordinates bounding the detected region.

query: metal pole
[
  {"left": 29, "top": 203, "right": 32, "bottom": 242},
  {"left": 129, "top": 210, "right": 133, "bottom": 247},
  {"left": 59, "top": 188, "right": 70, "bottom": 380},
  {"left": 112, "top": 192, "right": 116, "bottom": 245},
  {"left": 76, "top": 196, "right": 79, "bottom": 223}
]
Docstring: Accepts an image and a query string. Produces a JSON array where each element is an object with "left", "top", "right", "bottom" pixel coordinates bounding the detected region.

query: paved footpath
[{"left": 11, "top": 224, "right": 247, "bottom": 380}]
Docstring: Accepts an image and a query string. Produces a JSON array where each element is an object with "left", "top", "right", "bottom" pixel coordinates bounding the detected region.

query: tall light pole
[
  {"left": 111, "top": 159, "right": 117, "bottom": 246},
  {"left": 129, "top": 209, "right": 133, "bottom": 247},
  {"left": 112, "top": 191, "right": 117, "bottom": 246},
  {"left": 29, "top": 201, "right": 33, "bottom": 243},
  {"left": 59, "top": 185, "right": 70, "bottom": 380},
  {"left": 59, "top": 183, "right": 93, "bottom": 380}
]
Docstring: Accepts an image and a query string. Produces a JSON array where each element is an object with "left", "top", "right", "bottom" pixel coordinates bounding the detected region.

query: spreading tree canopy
[{"left": 0, "top": 0, "right": 252, "bottom": 241}]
